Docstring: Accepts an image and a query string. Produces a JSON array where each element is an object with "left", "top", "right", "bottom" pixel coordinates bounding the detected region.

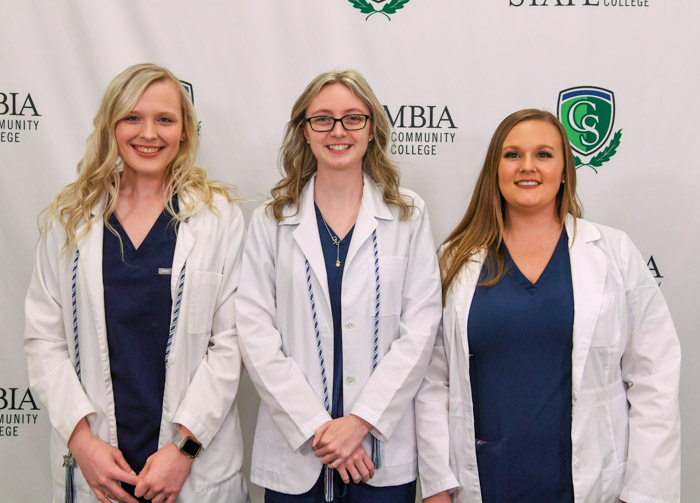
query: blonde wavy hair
[
  {"left": 269, "top": 69, "right": 412, "bottom": 222},
  {"left": 40, "top": 63, "right": 233, "bottom": 251},
  {"left": 440, "top": 109, "right": 583, "bottom": 302}
]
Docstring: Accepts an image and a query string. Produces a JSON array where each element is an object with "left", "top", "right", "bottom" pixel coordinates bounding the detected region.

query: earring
[
  {"left": 306, "top": 140, "right": 310, "bottom": 144},
  {"left": 561, "top": 179, "right": 565, "bottom": 184},
  {"left": 369, "top": 137, "right": 374, "bottom": 142}
]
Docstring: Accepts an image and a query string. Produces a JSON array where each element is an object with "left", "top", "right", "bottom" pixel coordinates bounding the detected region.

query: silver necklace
[{"left": 321, "top": 215, "right": 341, "bottom": 267}]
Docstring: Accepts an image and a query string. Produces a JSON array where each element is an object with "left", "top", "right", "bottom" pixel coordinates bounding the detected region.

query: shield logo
[{"left": 558, "top": 86, "right": 614, "bottom": 156}]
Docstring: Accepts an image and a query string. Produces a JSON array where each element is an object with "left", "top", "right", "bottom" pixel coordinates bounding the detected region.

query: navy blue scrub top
[
  {"left": 103, "top": 201, "right": 178, "bottom": 478},
  {"left": 315, "top": 203, "right": 353, "bottom": 419},
  {"left": 467, "top": 229, "right": 574, "bottom": 503}
]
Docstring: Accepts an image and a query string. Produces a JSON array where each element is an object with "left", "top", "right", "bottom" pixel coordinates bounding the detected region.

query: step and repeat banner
[{"left": 2, "top": 1, "right": 697, "bottom": 500}]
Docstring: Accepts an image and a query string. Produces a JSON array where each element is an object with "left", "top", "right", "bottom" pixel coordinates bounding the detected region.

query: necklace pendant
[{"left": 336, "top": 260, "right": 341, "bottom": 267}]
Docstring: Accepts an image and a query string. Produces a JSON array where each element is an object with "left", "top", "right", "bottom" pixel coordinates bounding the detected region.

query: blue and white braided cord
[
  {"left": 71, "top": 249, "right": 81, "bottom": 380},
  {"left": 305, "top": 229, "right": 382, "bottom": 501},
  {"left": 65, "top": 248, "right": 81, "bottom": 503},
  {"left": 305, "top": 258, "right": 333, "bottom": 501},
  {"left": 370, "top": 230, "right": 381, "bottom": 469},
  {"left": 164, "top": 263, "right": 187, "bottom": 370}
]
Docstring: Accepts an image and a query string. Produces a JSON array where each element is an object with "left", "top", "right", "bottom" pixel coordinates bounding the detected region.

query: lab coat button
[
  {"left": 345, "top": 375, "right": 356, "bottom": 384},
  {"left": 345, "top": 321, "right": 355, "bottom": 330}
]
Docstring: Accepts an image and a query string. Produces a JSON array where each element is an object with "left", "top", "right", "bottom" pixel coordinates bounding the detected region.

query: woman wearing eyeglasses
[{"left": 236, "top": 70, "right": 442, "bottom": 502}]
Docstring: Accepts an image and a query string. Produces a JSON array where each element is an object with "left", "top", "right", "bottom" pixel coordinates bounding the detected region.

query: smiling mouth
[
  {"left": 516, "top": 181, "right": 540, "bottom": 186},
  {"left": 133, "top": 145, "right": 162, "bottom": 154},
  {"left": 327, "top": 145, "right": 350, "bottom": 151}
]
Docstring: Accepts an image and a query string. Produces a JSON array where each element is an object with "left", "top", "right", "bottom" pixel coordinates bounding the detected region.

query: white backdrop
[{"left": 1, "top": 1, "right": 697, "bottom": 500}]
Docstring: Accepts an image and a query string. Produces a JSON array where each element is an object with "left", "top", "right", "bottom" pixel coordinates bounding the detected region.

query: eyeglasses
[{"left": 304, "top": 114, "right": 372, "bottom": 132}]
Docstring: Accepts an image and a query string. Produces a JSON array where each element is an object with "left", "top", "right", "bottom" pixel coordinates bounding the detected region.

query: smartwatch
[{"left": 172, "top": 432, "right": 202, "bottom": 458}]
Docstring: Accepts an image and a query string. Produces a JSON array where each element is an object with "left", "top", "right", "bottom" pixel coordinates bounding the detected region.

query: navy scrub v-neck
[
  {"left": 467, "top": 229, "right": 574, "bottom": 503},
  {"left": 102, "top": 203, "right": 178, "bottom": 480}
]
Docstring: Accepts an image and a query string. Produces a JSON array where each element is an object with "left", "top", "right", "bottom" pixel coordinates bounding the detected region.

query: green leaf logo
[{"left": 347, "top": 0, "right": 411, "bottom": 20}]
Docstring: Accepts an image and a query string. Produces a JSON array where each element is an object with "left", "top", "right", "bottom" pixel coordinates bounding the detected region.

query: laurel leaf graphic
[
  {"left": 348, "top": 0, "right": 375, "bottom": 14},
  {"left": 574, "top": 155, "right": 584, "bottom": 168},
  {"left": 589, "top": 129, "right": 622, "bottom": 168},
  {"left": 382, "top": 0, "right": 410, "bottom": 14}
]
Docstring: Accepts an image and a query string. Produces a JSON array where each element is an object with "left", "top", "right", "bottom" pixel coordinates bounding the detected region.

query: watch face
[{"left": 181, "top": 437, "right": 202, "bottom": 458}]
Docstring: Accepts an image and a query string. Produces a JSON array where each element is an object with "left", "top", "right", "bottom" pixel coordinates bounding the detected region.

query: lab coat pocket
[
  {"left": 187, "top": 271, "right": 223, "bottom": 335},
  {"left": 601, "top": 461, "right": 626, "bottom": 502},
  {"left": 475, "top": 438, "right": 508, "bottom": 503},
  {"left": 370, "top": 256, "right": 408, "bottom": 317}
]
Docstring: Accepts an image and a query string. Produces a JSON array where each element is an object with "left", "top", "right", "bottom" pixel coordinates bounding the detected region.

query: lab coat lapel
[
  {"left": 345, "top": 176, "right": 391, "bottom": 269},
  {"left": 567, "top": 216, "right": 606, "bottom": 395},
  {"left": 171, "top": 194, "right": 198, "bottom": 297},
  {"left": 454, "top": 250, "right": 486, "bottom": 367},
  {"left": 76, "top": 200, "right": 108, "bottom": 362},
  {"left": 291, "top": 177, "right": 330, "bottom": 310}
]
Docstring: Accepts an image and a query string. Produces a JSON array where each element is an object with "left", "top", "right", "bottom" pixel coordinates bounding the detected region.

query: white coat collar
[{"left": 282, "top": 173, "right": 393, "bottom": 312}]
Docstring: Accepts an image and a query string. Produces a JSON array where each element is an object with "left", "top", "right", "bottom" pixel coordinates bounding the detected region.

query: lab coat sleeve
[
  {"left": 236, "top": 207, "right": 331, "bottom": 451},
  {"left": 350, "top": 201, "right": 442, "bottom": 441},
  {"left": 24, "top": 221, "right": 96, "bottom": 445},
  {"left": 172, "top": 203, "right": 246, "bottom": 448},
  {"left": 618, "top": 232, "right": 681, "bottom": 503},
  {"left": 415, "top": 319, "right": 460, "bottom": 497}
]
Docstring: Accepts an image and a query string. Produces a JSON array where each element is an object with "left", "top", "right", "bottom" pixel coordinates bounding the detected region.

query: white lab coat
[
  {"left": 236, "top": 175, "right": 442, "bottom": 494},
  {"left": 24, "top": 194, "right": 249, "bottom": 503},
  {"left": 416, "top": 216, "right": 681, "bottom": 503}
]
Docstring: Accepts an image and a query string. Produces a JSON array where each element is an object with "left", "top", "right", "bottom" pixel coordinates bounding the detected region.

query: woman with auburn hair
[
  {"left": 236, "top": 69, "right": 442, "bottom": 502},
  {"left": 25, "top": 63, "right": 249, "bottom": 503},
  {"left": 416, "top": 109, "right": 680, "bottom": 502}
]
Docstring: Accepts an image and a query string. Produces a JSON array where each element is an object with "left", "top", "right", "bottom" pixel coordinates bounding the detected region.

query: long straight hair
[{"left": 439, "top": 109, "right": 582, "bottom": 302}]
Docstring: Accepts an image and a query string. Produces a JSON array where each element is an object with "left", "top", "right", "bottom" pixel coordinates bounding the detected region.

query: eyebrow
[
  {"left": 502, "top": 144, "right": 555, "bottom": 150},
  {"left": 307, "top": 108, "right": 368, "bottom": 116}
]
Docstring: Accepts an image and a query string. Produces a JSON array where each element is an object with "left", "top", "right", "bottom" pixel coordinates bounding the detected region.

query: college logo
[
  {"left": 0, "top": 92, "right": 41, "bottom": 144},
  {"left": 384, "top": 104, "right": 457, "bottom": 156},
  {"left": 0, "top": 387, "right": 40, "bottom": 438},
  {"left": 558, "top": 86, "right": 622, "bottom": 172},
  {"left": 347, "top": 0, "right": 410, "bottom": 20}
]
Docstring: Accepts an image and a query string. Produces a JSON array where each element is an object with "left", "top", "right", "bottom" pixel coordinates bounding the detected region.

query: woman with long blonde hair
[
  {"left": 236, "top": 69, "right": 442, "bottom": 502},
  {"left": 25, "top": 63, "right": 249, "bottom": 503},
  {"left": 416, "top": 109, "right": 680, "bottom": 502}
]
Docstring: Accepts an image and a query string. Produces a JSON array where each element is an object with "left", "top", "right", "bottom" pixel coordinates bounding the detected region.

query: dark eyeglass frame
[{"left": 304, "top": 114, "right": 372, "bottom": 132}]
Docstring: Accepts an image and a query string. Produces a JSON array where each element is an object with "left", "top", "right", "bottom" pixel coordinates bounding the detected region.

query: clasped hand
[
  {"left": 313, "top": 415, "right": 375, "bottom": 484},
  {"left": 69, "top": 418, "right": 194, "bottom": 503}
]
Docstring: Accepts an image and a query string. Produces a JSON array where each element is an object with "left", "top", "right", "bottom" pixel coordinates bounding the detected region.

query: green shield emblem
[{"left": 558, "top": 87, "right": 615, "bottom": 156}]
